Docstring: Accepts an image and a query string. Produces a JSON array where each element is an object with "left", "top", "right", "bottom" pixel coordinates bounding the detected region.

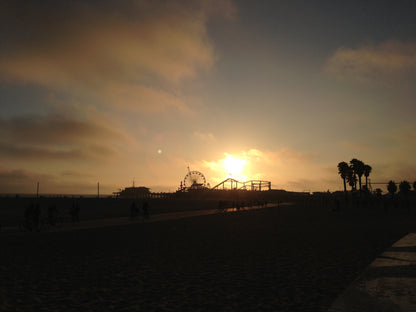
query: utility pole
[
  {"left": 36, "top": 181, "right": 39, "bottom": 199},
  {"left": 97, "top": 182, "right": 100, "bottom": 198}
]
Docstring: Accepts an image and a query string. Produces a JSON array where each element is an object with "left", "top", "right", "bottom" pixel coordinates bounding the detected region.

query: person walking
[
  {"left": 70, "top": 200, "right": 80, "bottom": 223},
  {"left": 33, "top": 202, "right": 41, "bottom": 231},
  {"left": 24, "top": 203, "right": 34, "bottom": 231},
  {"left": 130, "top": 201, "right": 139, "bottom": 220},
  {"left": 48, "top": 204, "right": 58, "bottom": 226},
  {"left": 142, "top": 201, "right": 149, "bottom": 220},
  {"left": 74, "top": 201, "right": 80, "bottom": 223}
]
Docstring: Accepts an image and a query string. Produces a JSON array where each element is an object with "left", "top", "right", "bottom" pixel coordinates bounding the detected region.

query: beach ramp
[{"left": 328, "top": 233, "right": 416, "bottom": 312}]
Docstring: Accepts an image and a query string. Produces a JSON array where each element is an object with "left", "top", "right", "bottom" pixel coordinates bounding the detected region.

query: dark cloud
[
  {"left": 0, "top": 114, "right": 121, "bottom": 161},
  {"left": 0, "top": 0, "right": 235, "bottom": 112},
  {"left": 325, "top": 40, "right": 416, "bottom": 87},
  {"left": 0, "top": 114, "right": 121, "bottom": 144},
  {"left": 0, "top": 142, "right": 85, "bottom": 160},
  {"left": 0, "top": 168, "right": 32, "bottom": 181},
  {"left": 0, "top": 168, "right": 53, "bottom": 193},
  {"left": 0, "top": 167, "right": 100, "bottom": 194},
  {"left": 0, "top": 142, "right": 115, "bottom": 161}
]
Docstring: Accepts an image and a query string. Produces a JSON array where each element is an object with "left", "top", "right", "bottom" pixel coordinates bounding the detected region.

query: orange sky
[{"left": 0, "top": 1, "right": 415, "bottom": 194}]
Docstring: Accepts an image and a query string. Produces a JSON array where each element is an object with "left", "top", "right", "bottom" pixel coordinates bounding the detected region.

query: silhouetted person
[
  {"left": 345, "top": 196, "right": 349, "bottom": 209},
  {"left": 334, "top": 198, "right": 340, "bottom": 211},
  {"left": 48, "top": 204, "right": 58, "bottom": 226},
  {"left": 217, "top": 200, "right": 224, "bottom": 212},
  {"left": 70, "top": 202, "right": 75, "bottom": 222},
  {"left": 24, "top": 203, "right": 34, "bottom": 231},
  {"left": 130, "top": 201, "right": 139, "bottom": 220},
  {"left": 142, "top": 201, "right": 149, "bottom": 220},
  {"left": 33, "top": 203, "right": 40, "bottom": 231},
  {"left": 74, "top": 201, "right": 80, "bottom": 222},
  {"left": 71, "top": 200, "right": 80, "bottom": 223}
]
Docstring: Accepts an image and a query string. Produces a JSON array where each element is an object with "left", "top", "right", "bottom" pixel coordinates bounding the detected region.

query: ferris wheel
[{"left": 183, "top": 168, "right": 206, "bottom": 189}]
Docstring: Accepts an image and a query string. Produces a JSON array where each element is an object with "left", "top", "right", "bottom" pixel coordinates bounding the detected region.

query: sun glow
[{"left": 222, "top": 154, "right": 247, "bottom": 179}]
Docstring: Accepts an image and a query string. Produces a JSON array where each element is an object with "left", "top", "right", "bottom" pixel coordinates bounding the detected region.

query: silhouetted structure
[
  {"left": 180, "top": 167, "right": 208, "bottom": 191},
  {"left": 211, "top": 178, "right": 271, "bottom": 191},
  {"left": 117, "top": 186, "right": 150, "bottom": 199},
  {"left": 115, "top": 168, "right": 273, "bottom": 201}
]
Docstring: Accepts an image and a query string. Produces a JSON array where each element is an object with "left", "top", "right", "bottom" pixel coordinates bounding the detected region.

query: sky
[{"left": 1, "top": 0, "right": 416, "bottom": 195}]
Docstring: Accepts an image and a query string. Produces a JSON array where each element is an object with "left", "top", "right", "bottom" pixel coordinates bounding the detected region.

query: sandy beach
[{"left": 1, "top": 202, "right": 416, "bottom": 311}]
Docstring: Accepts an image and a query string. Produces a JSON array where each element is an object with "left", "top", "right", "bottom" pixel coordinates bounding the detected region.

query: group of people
[
  {"left": 19, "top": 199, "right": 152, "bottom": 232},
  {"left": 22, "top": 200, "right": 81, "bottom": 231},
  {"left": 130, "top": 201, "right": 150, "bottom": 220}
]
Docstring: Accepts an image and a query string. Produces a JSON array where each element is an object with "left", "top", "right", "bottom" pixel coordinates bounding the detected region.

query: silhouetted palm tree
[
  {"left": 363, "top": 164, "right": 372, "bottom": 189},
  {"left": 346, "top": 168, "right": 357, "bottom": 191},
  {"left": 350, "top": 158, "right": 365, "bottom": 190},
  {"left": 399, "top": 181, "right": 411, "bottom": 212},
  {"left": 337, "top": 161, "right": 349, "bottom": 193},
  {"left": 399, "top": 181, "right": 411, "bottom": 195},
  {"left": 413, "top": 181, "right": 416, "bottom": 191},
  {"left": 387, "top": 180, "right": 397, "bottom": 198}
]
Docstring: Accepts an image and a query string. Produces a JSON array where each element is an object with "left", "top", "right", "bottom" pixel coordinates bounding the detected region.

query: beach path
[
  {"left": 1, "top": 202, "right": 283, "bottom": 234},
  {"left": 328, "top": 232, "right": 416, "bottom": 312}
]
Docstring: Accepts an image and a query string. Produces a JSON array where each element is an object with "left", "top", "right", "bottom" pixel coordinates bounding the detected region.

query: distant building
[{"left": 117, "top": 186, "right": 150, "bottom": 198}]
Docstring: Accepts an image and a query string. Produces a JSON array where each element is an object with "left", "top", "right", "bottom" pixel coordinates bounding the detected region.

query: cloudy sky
[{"left": 1, "top": 0, "right": 416, "bottom": 195}]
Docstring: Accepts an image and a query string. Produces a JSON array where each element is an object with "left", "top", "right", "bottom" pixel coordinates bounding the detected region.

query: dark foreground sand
[{"left": 1, "top": 204, "right": 416, "bottom": 312}]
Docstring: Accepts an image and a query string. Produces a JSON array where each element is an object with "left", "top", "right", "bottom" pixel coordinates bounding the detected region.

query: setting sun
[{"left": 222, "top": 154, "right": 247, "bottom": 178}]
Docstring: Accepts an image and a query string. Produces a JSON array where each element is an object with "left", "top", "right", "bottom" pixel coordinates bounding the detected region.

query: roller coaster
[
  {"left": 179, "top": 167, "right": 271, "bottom": 192},
  {"left": 211, "top": 178, "right": 271, "bottom": 191}
]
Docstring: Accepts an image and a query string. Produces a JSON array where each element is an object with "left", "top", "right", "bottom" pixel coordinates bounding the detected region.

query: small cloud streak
[
  {"left": 60, "top": 170, "right": 94, "bottom": 178},
  {"left": 193, "top": 131, "right": 216, "bottom": 142},
  {"left": 324, "top": 40, "right": 416, "bottom": 87}
]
